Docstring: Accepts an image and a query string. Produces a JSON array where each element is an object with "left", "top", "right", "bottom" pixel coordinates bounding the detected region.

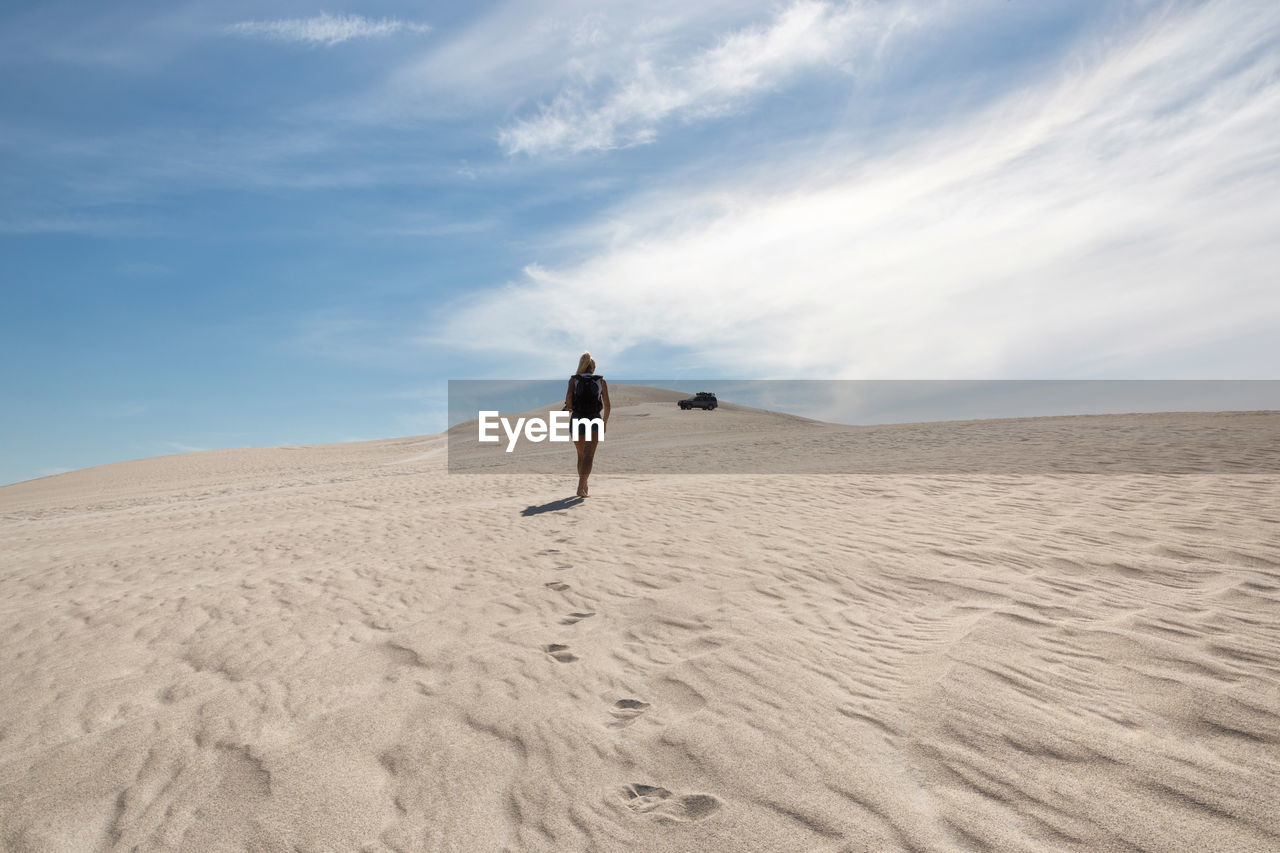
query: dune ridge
[{"left": 2, "top": 394, "right": 1279, "bottom": 851}]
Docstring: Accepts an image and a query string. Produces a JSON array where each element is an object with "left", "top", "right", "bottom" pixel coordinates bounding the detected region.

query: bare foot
[{"left": 577, "top": 480, "right": 589, "bottom": 498}]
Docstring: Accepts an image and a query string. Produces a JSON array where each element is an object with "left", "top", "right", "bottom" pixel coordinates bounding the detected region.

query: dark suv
[{"left": 678, "top": 391, "right": 718, "bottom": 410}]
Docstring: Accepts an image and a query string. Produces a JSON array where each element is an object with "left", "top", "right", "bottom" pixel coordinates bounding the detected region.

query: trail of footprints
[{"left": 537, "top": 544, "right": 722, "bottom": 824}]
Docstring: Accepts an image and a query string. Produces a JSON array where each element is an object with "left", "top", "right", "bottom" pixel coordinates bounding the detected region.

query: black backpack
[{"left": 572, "top": 374, "right": 603, "bottom": 415}]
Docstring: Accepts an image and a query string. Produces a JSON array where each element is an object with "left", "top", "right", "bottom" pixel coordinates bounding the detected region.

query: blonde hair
[{"left": 576, "top": 352, "right": 596, "bottom": 375}]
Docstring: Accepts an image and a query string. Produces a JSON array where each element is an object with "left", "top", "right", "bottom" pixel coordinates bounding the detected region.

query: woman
[{"left": 563, "top": 352, "right": 610, "bottom": 498}]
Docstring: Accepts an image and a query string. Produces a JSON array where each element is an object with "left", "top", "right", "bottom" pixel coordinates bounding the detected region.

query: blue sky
[{"left": 2, "top": 0, "right": 1278, "bottom": 485}]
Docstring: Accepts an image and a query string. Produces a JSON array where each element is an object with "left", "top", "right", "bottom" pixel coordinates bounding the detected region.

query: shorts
[{"left": 570, "top": 412, "right": 604, "bottom": 440}]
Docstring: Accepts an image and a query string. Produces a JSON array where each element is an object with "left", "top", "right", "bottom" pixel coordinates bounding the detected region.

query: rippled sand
[{"left": 2, "top": 393, "right": 1278, "bottom": 851}]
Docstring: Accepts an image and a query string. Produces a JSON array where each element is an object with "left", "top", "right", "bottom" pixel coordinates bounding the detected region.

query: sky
[{"left": 2, "top": 0, "right": 1278, "bottom": 485}]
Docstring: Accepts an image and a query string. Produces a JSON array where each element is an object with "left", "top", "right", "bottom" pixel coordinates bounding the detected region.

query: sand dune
[
  {"left": 2, "top": 390, "right": 1279, "bottom": 851},
  {"left": 448, "top": 385, "right": 1280, "bottom": 475}
]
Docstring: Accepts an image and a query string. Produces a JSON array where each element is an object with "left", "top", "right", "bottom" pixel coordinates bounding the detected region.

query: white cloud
[
  {"left": 374, "top": 1, "right": 757, "bottom": 119},
  {"left": 227, "top": 13, "right": 430, "bottom": 47},
  {"left": 437, "top": 0, "right": 1280, "bottom": 379},
  {"left": 498, "top": 1, "right": 923, "bottom": 155},
  {"left": 496, "top": 1, "right": 921, "bottom": 156}
]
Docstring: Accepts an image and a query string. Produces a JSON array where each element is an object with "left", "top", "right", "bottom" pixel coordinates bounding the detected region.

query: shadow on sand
[{"left": 521, "top": 497, "right": 584, "bottom": 516}]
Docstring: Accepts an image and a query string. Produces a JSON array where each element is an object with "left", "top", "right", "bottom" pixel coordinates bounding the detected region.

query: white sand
[{"left": 2, "top": 390, "right": 1278, "bottom": 851}]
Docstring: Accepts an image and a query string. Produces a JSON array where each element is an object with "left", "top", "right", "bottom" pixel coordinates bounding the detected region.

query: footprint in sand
[
  {"left": 543, "top": 643, "right": 578, "bottom": 663},
  {"left": 608, "top": 698, "right": 650, "bottom": 727},
  {"left": 618, "top": 784, "right": 721, "bottom": 822},
  {"left": 545, "top": 581, "right": 570, "bottom": 591},
  {"left": 560, "top": 611, "right": 595, "bottom": 625},
  {"left": 536, "top": 549, "right": 574, "bottom": 570}
]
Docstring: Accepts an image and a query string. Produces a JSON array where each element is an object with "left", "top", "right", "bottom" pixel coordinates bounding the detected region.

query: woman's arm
[
  {"left": 601, "top": 378, "right": 611, "bottom": 425},
  {"left": 564, "top": 377, "right": 575, "bottom": 411}
]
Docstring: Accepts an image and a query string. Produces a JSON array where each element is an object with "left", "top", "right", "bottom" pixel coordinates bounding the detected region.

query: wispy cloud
[
  {"left": 440, "top": 0, "right": 1280, "bottom": 379},
  {"left": 498, "top": 1, "right": 923, "bottom": 155},
  {"left": 226, "top": 12, "right": 431, "bottom": 47},
  {"left": 369, "top": 2, "right": 770, "bottom": 128}
]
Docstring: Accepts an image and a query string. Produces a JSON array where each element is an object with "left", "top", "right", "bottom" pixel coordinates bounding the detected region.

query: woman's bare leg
[
  {"left": 579, "top": 437, "right": 598, "bottom": 497},
  {"left": 573, "top": 437, "right": 588, "bottom": 497}
]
